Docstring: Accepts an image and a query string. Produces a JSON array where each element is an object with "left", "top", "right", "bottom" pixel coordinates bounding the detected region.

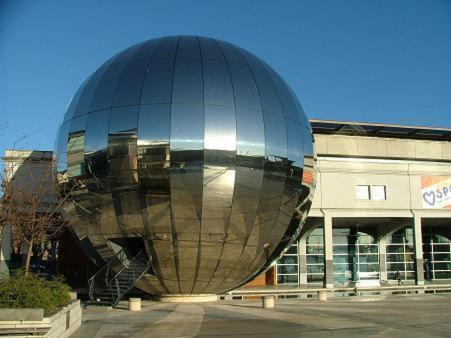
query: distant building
[{"left": 1, "top": 150, "right": 54, "bottom": 274}]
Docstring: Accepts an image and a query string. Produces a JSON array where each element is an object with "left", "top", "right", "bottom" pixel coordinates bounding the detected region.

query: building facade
[
  {"left": 275, "top": 120, "right": 451, "bottom": 288},
  {"left": 3, "top": 120, "right": 451, "bottom": 292},
  {"left": 0, "top": 150, "right": 56, "bottom": 274}
]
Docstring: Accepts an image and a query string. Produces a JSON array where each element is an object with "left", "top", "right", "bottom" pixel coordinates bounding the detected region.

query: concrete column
[
  {"left": 322, "top": 212, "right": 334, "bottom": 289},
  {"left": 379, "top": 237, "right": 387, "bottom": 284},
  {"left": 413, "top": 213, "right": 425, "bottom": 285},
  {"left": 298, "top": 237, "right": 307, "bottom": 285},
  {"left": 0, "top": 224, "right": 12, "bottom": 276}
]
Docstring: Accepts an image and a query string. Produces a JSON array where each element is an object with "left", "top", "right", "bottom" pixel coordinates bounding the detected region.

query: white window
[
  {"left": 371, "top": 185, "right": 386, "bottom": 201},
  {"left": 356, "top": 185, "right": 370, "bottom": 200}
]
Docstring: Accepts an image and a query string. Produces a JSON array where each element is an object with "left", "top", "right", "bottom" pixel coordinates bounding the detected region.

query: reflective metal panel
[
  {"left": 202, "top": 59, "right": 234, "bottom": 106},
  {"left": 172, "top": 57, "right": 203, "bottom": 104},
  {"left": 227, "top": 62, "right": 261, "bottom": 110},
  {"left": 112, "top": 60, "right": 149, "bottom": 107},
  {"left": 141, "top": 57, "right": 175, "bottom": 104},
  {"left": 55, "top": 36, "right": 315, "bottom": 296}
]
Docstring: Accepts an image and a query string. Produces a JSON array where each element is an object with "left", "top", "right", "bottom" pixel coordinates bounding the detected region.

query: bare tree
[{"left": 1, "top": 151, "right": 73, "bottom": 274}]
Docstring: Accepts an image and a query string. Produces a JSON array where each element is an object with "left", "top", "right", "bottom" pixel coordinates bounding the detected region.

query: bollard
[
  {"left": 262, "top": 295, "right": 275, "bottom": 308},
  {"left": 317, "top": 290, "right": 328, "bottom": 301},
  {"left": 129, "top": 298, "right": 142, "bottom": 311}
]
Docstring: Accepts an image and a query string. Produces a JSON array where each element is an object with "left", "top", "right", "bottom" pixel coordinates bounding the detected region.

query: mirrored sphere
[{"left": 55, "top": 36, "right": 316, "bottom": 295}]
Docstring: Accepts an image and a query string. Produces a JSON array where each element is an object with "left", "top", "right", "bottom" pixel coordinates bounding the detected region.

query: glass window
[
  {"left": 202, "top": 59, "right": 234, "bottom": 106},
  {"left": 333, "top": 245, "right": 349, "bottom": 254},
  {"left": 277, "top": 265, "right": 298, "bottom": 275},
  {"left": 356, "top": 185, "right": 370, "bottom": 200},
  {"left": 279, "top": 255, "right": 298, "bottom": 265},
  {"left": 307, "top": 256, "right": 323, "bottom": 264},
  {"left": 358, "top": 245, "right": 378, "bottom": 254},
  {"left": 333, "top": 255, "right": 348, "bottom": 264},
  {"left": 434, "top": 253, "right": 451, "bottom": 261},
  {"left": 277, "top": 274, "right": 298, "bottom": 284},
  {"left": 307, "top": 274, "right": 323, "bottom": 283},
  {"left": 307, "top": 265, "right": 324, "bottom": 274},
  {"left": 371, "top": 185, "right": 386, "bottom": 200},
  {"left": 433, "top": 262, "right": 451, "bottom": 270},
  {"left": 306, "top": 246, "right": 324, "bottom": 254},
  {"left": 141, "top": 57, "right": 175, "bottom": 104},
  {"left": 433, "top": 244, "right": 450, "bottom": 252},
  {"left": 435, "top": 271, "right": 451, "bottom": 279},
  {"left": 112, "top": 60, "right": 149, "bottom": 107},
  {"left": 361, "top": 254, "right": 379, "bottom": 263},
  {"left": 386, "top": 254, "right": 405, "bottom": 262},
  {"left": 387, "top": 245, "right": 405, "bottom": 253},
  {"left": 172, "top": 57, "right": 203, "bottom": 104}
]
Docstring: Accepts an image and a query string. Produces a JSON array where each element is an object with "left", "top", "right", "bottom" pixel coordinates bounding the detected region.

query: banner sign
[{"left": 421, "top": 176, "right": 451, "bottom": 209}]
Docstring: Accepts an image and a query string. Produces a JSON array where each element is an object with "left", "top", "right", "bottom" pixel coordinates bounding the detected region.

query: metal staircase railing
[{"left": 88, "top": 250, "right": 151, "bottom": 307}]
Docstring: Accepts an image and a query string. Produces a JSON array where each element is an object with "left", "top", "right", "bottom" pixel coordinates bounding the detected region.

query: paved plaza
[{"left": 72, "top": 293, "right": 451, "bottom": 337}]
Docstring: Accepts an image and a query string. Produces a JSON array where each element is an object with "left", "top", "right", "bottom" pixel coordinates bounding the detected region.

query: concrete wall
[
  {"left": 0, "top": 300, "right": 81, "bottom": 338},
  {"left": 310, "top": 134, "right": 451, "bottom": 217},
  {"left": 314, "top": 134, "right": 451, "bottom": 162}
]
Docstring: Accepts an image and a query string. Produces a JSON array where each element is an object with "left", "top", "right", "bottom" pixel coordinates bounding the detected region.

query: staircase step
[{"left": 89, "top": 250, "right": 151, "bottom": 308}]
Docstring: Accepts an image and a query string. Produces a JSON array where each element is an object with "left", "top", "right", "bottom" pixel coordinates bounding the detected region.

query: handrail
[
  {"left": 88, "top": 249, "right": 151, "bottom": 307},
  {"left": 227, "top": 283, "right": 451, "bottom": 297},
  {"left": 113, "top": 250, "right": 148, "bottom": 280}
]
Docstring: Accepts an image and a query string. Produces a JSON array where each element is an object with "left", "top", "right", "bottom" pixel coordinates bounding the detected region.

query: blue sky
[{"left": 1, "top": 0, "right": 450, "bottom": 154}]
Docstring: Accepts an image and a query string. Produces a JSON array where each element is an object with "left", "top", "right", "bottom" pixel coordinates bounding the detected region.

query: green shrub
[{"left": 0, "top": 270, "right": 71, "bottom": 315}]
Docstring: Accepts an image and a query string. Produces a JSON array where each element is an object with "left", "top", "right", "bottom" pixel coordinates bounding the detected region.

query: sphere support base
[{"left": 153, "top": 294, "right": 218, "bottom": 303}]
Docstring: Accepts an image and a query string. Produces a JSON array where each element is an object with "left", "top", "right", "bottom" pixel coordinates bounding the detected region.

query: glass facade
[
  {"left": 277, "top": 244, "right": 298, "bottom": 284},
  {"left": 423, "top": 225, "right": 451, "bottom": 281},
  {"left": 55, "top": 36, "right": 315, "bottom": 295},
  {"left": 276, "top": 223, "right": 451, "bottom": 286},
  {"left": 306, "top": 228, "right": 324, "bottom": 284},
  {"left": 333, "top": 228, "right": 379, "bottom": 285},
  {"left": 386, "top": 227, "right": 415, "bottom": 282}
]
